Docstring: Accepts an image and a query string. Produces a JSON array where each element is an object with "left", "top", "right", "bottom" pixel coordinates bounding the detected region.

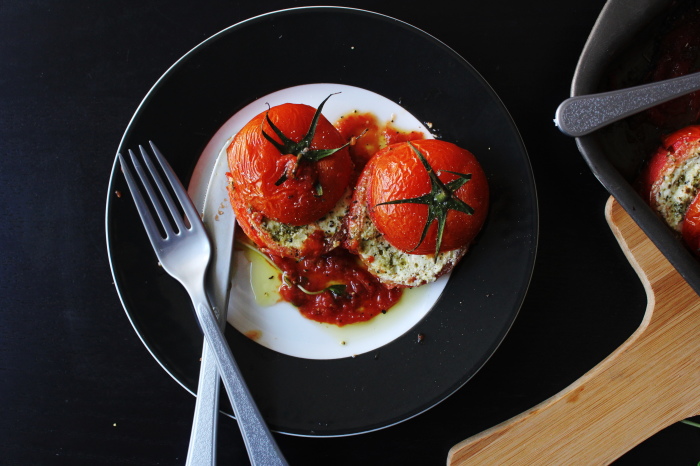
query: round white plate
[{"left": 189, "top": 83, "right": 446, "bottom": 359}]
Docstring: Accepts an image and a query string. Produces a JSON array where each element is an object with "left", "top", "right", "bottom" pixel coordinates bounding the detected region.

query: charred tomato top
[
  {"left": 227, "top": 98, "right": 353, "bottom": 226},
  {"left": 365, "top": 139, "right": 489, "bottom": 256}
]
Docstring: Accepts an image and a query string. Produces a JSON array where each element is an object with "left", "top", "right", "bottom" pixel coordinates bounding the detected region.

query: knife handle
[
  {"left": 194, "top": 296, "right": 288, "bottom": 466},
  {"left": 185, "top": 340, "right": 220, "bottom": 466}
]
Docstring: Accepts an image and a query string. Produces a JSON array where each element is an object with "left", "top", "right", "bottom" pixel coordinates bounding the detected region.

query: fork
[{"left": 118, "top": 142, "right": 288, "bottom": 466}]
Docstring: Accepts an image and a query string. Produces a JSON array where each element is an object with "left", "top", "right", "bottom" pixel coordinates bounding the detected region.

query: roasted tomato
[
  {"left": 682, "top": 192, "right": 700, "bottom": 254},
  {"left": 638, "top": 125, "right": 700, "bottom": 205},
  {"left": 638, "top": 125, "right": 700, "bottom": 255},
  {"left": 365, "top": 139, "right": 489, "bottom": 256},
  {"left": 227, "top": 95, "right": 353, "bottom": 226}
]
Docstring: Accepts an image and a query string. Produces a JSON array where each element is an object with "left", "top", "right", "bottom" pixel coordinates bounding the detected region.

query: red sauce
[
  {"left": 335, "top": 111, "right": 424, "bottom": 171},
  {"left": 271, "top": 248, "right": 402, "bottom": 326},
  {"left": 245, "top": 330, "right": 262, "bottom": 341}
]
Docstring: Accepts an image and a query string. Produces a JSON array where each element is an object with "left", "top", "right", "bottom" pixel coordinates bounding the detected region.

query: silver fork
[{"left": 118, "top": 142, "right": 288, "bottom": 466}]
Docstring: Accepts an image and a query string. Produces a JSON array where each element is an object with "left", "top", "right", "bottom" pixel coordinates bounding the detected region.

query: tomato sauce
[
  {"left": 271, "top": 248, "right": 402, "bottom": 326},
  {"left": 335, "top": 111, "right": 424, "bottom": 171}
]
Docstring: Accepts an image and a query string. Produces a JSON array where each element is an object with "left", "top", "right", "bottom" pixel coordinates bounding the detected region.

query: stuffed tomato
[
  {"left": 345, "top": 139, "right": 489, "bottom": 287},
  {"left": 638, "top": 125, "right": 700, "bottom": 254},
  {"left": 227, "top": 95, "right": 353, "bottom": 259}
]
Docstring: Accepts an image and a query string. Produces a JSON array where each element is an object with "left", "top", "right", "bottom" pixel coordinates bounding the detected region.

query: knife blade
[{"left": 186, "top": 140, "right": 236, "bottom": 466}]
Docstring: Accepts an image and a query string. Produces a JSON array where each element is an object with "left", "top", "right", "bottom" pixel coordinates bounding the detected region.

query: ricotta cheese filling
[
  {"left": 656, "top": 154, "right": 700, "bottom": 231},
  {"left": 259, "top": 189, "right": 351, "bottom": 250},
  {"left": 355, "top": 208, "right": 463, "bottom": 287}
]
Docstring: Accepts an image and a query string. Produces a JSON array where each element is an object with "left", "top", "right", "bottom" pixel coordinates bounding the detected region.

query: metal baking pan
[{"left": 571, "top": 0, "right": 700, "bottom": 295}]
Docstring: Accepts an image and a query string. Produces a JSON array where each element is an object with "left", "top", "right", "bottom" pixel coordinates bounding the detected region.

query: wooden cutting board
[{"left": 447, "top": 197, "right": 700, "bottom": 465}]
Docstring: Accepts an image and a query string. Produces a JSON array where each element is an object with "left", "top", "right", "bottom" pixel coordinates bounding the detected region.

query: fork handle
[{"left": 194, "top": 298, "right": 288, "bottom": 466}]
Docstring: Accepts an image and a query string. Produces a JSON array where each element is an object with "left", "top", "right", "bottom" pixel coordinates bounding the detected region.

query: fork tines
[{"left": 118, "top": 142, "right": 199, "bottom": 245}]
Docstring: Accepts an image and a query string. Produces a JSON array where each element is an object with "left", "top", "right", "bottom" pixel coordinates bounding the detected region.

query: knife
[{"left": 186, "top": 142, "right": 236, "bottom": 466}]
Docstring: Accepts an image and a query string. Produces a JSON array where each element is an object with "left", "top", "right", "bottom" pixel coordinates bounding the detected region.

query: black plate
[{"left": 105, "top": 7, "right": 538, "bottom": 436}]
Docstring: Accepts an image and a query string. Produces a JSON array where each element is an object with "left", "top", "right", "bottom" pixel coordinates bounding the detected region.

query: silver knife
[{"left": 186, "top": 142, "right": 236, "bottom": 466}]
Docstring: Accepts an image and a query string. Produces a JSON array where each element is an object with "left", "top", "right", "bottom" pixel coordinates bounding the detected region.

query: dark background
[{"left": 1, "top": 1, "right": 698, "bottom": 464}]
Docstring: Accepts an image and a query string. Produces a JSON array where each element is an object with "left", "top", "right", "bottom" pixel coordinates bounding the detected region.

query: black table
[{"left": 2, "top": 1, "right": 698, "bottom": 464}]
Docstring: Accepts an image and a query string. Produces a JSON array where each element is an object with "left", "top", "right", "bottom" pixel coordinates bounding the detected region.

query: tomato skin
[
  {"left": 227, "top": 103, "right": 353, "bottom": 226},
  {"left": 637, "top": 144, "right": 671, "bottom": 205},
  {"left": 682, "top": 192, "right": 700, "bottom": 256},
  {"left": 365, "top": 139, "right": 489, "bottom": 255},
  {"left": 663, "top": 125, "right": 700, "bottom": 155}
]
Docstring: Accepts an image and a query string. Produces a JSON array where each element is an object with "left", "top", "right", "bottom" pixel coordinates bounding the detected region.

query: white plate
[{"left": 189, "top": 83, "right": 446, "bottom": 360}]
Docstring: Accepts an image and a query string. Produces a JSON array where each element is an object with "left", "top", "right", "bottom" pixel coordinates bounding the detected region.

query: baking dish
[{"left": 572, "top": 0, "right": 700, "bottom": 295}]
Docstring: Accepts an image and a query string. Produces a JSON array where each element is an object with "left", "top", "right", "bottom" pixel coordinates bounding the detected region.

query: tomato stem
[
  {"left": 376, "top": 142, "right": 474, "bottom": 260},
  {"left": 282, "top": 272, "right": 347, "bottom": 298},
  {"left": 263, "top": 93, "right": 351, "bottom": 186}
]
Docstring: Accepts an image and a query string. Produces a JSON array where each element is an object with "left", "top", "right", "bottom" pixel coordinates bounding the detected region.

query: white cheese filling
[
  {"left": 259, "top": 189, "right": 351, "bottom": 250},
  {"left": 656, "top": 155, "right": 700, "bottom": 231},
  {"left": 355, "top": 208, "right": 463, "bottom": 287}
]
